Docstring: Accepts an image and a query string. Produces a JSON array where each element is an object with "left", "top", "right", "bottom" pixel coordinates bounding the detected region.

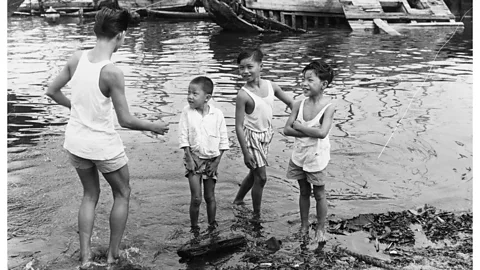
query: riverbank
[{"left": 7, "top": 124, "right": 472, "bottom": 269}]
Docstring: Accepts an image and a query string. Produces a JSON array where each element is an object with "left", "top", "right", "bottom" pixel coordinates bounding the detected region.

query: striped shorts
[{"left": 244, "top": 127, "right": 274, "bottom": 168}]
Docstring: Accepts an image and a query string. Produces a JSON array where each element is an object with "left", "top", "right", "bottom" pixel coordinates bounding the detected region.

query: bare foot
[
  {"left": 314, "top": 227, "right": 327, "bottom": 244},
  {"left": 233, "top": 200, "right": 245, "bottom": 205}
]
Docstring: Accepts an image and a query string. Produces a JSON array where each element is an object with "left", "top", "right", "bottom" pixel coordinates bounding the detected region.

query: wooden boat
[
  {"left": 145, "top": 9, "right": 211, "bottom": 20},
  {"left": 120, "top": 0, "right": 201, "bottom": 12},
  {"left": 202, "top": 0, "right": 464, "bottom": 34},
  {"left": 202, "top": 0, "right": 305, "bottom": 33},
  {"left": 15, "top": 0, "right": 201, "bottom": 14},
  {"left": 16, "top": 0, "right": 98, "bottom": 13}
]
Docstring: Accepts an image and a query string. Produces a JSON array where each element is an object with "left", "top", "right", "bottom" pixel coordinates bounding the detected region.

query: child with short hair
[
  {"left": 45, "top": 7, "right": 169, "bottom": 268},
  {"left": 178, "top": 76, "right": 229, "bottom": 237},
  {"left": 232, "top": 48, "right": 293, "bottom": 219},
  {"left": 283, "top": 60, "right": 336, "bottom": 244}
]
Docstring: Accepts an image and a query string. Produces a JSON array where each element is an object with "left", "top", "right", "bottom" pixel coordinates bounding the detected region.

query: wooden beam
[{"left": 373, "top": 18, "right": 401, "bottom": 35}]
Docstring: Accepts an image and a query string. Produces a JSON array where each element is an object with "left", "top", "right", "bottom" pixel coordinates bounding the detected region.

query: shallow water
[{"left": 7, "top": 15, "right": 473, "bottom": 269}]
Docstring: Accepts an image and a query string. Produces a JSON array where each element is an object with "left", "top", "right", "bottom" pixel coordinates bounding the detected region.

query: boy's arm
[
  {"left": 283, "top": 100, "right": 308, "bottom": 137},
  {"left": 235, "top": 90, "right": 256, "bottom": 169},
  {"left": 293, "top": 104, "right": 336, "bottom": 139},
  {"left": 45, "top": 51, "right": 82, "bottom": 108},
  {"left": 178, "top": 109, "right": 190, "bottom": 149},
  {"left": 106, "top": 65, "right": 169, "bottom": 134},
  {"left": 218, "top": 111, "right": 230, "bottom": 151},
  {"left": 272, "top": 82, "right": 294, "bottom": 110}
]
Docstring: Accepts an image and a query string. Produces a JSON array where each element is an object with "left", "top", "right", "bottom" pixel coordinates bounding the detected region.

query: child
[
  {"left": 45, "top": 7, "right": 170, "bottom": 268},
  {"left": 232, "top": 48, "right": 293, "bottom": 219},
  {"left": 178, "top": 76, "right": 229, "bottom": 237},
  {"left": 283, "top": 60, "right": 336, "bottom": 244}
]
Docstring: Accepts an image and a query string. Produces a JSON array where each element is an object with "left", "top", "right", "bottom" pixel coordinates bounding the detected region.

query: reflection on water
[{"left": 7, "top": 15, "right": 472, "bottom": 269}]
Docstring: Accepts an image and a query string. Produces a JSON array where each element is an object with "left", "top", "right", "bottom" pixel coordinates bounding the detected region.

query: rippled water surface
[{"left": 7, "top": 15, "right": 472, "bottom": 268}]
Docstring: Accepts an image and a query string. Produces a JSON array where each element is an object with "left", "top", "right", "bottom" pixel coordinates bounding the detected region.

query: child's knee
[
  {"left": 313, "top": 188, "right": 326, "bottom": 201},
  {"left": 204, "top": 194, "right": 216, "bottom": 204},
  {"left": 300, "top": 188, "right": 311, "bottom": 198},
  {"left": 191, "top": 196, "right": 202, "bottom": 207}
]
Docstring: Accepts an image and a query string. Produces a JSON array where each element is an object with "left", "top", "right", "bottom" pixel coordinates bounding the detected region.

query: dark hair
[
  {"left": 190, "top": 76, "right": 214, "bottom": 95},
  {"left": 237, "top": 48, "right": 263, "bottom": 64},
  {"left": 302, "top": 60, "right": 334, "bottom": 85},
  {"left": 94, "top": 7, "right": 129, "bottom": 39}
]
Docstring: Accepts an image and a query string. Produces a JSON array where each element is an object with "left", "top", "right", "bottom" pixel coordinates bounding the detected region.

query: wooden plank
[
  {"left": 373, "top": 18, "right": 401, "bottom": 35},
  {"left": 345, "top": 13, "right": 452, "bottom": 20},
  {"left": 244, "top": 0, "right": 344, "bottom": 14}
]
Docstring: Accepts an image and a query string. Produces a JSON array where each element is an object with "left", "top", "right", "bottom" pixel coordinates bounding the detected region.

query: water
[{"left": 7, "top": 15, "right": 472, "bottom": 269}]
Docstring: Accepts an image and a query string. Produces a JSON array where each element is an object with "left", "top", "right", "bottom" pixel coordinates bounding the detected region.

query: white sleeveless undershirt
[
  {"left": 291, "top": 100, "right": 332, "bottom": 172},
  {"left": 63, "top": 50, "right": 125, "bottom": 160},
  {"left": 242, "top": 80, "right": 274, "bottom": 133}
]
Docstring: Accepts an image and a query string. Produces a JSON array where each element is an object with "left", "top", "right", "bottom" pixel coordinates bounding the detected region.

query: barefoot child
[
  {"left": 178, "top": 76, "right": 229, "bottom": 237},
  {"left": 283, "top": 60, "right": 336, "bottom": 244},
  {"left": 232, "top": 48, "right": 293, "bottom": 219},
  {"left": 45, "top": 8, "right": 170, "bottom": 268}
]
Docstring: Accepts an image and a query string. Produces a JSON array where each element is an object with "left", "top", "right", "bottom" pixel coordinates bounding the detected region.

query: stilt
[
  {"left": 302, "top": 16, "right": 307, "bottom": 30},
  {"left": 292, "top": 14, "right": 296, "bottom": 28},
  {"left": 314, "top": 16, "right": 319, "bottom": 28},
  {"left": 280, "top": 12, "right": 285, "bottom": 24}
]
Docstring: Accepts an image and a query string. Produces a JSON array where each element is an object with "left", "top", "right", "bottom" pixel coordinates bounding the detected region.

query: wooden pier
[
  {"left": 340, "top": 0, "right": 463, "bottom": 34},
  {"left": 203, "top": 0, "right": 465, "bottom": 34}
]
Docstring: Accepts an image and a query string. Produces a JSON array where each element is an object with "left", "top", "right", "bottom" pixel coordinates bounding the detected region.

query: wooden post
[
  {"left": 269, "top": 10, "right": 274, "bottom": 19},
  {"left": 79, "top": 7, "right": 83, "bottom": 17},
  {"left": 314, "top": 16, "right": 319, "bottom": 28},
  {"left": 303, "top": 16, "right": 307, "bottom": 30},
  {"left": 280, "top": 12, "right": 285, "bottom": 24},
  {"left": 292, "top": 14, "right": 296, "bottom": 28}
]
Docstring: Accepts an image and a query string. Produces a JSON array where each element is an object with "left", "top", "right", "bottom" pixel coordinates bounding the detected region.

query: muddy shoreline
[{"left": 7, "top": 128, "right": 472, "bottom": 269}]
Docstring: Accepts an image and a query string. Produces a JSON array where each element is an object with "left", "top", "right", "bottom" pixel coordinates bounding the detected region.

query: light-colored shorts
[
  {"left": 184, "top": 152, "right": 218, "bottom": 181},
  {"left": 244, "top": 127, "right": 274, "bottom": 168},
  {"left": 286, "top": 159, "right": 326, "bottom": 186},
  {"left": 67, "top": 151, "right": 129, "bottom": 174}
]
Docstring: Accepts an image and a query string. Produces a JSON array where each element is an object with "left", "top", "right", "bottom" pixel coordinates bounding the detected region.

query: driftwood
[
  {"left": 177, "top": 231, "right": 247, "bottom": 258},
  {"left": 337, "top": 247, "right": 398, "bottom": 270}
]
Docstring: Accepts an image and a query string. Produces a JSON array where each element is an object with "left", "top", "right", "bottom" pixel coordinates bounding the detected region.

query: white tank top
[
  {"left": 243, "top": 80, "right": 274, "bottom": 132},
  {"left": 63, "top": 50, "right": 125, "bottom": 160},
  {"left": 291, "top": 100, "right": 332, "bottom": 172}
]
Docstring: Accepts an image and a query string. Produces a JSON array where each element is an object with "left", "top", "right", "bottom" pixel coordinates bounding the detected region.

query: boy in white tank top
[
  {"left": 284, "top": 60, "right": 336, "bottom": 247},
  {"left": 232, "top": 48, "right": 293, "bottom": 220},
  {"left": 45, "top": 7, "right": 169, "bottom": 268}
]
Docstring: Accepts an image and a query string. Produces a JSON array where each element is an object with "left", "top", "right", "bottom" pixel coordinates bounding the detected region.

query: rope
[{"left": 377, "top": 7, "right": 473, "bottom": 159}]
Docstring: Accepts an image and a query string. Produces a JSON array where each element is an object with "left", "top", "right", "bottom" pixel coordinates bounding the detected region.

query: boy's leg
[
  {"left": 313, "top": 184, "right": 327, "bottom": 242},
  {"left": 203, "top": 178, "right": 216, "bottom": 227},
  {"left": 251, "top": 166, "right": 267, "bottom": 218},
  {"left": 188, "top": 172, "right": 203, "bottom": 231},
  {"left": 102, "top": 165, "right": 131, "bottom": 264},
  {"left": 233, "top": 169, "right": 254, "bottom": 205},
  {"left": 297, "top": 179, "right": 311, "bottom": 233},
  {"left": 76, "top": 167, "right": 101, "bottom": 265}
]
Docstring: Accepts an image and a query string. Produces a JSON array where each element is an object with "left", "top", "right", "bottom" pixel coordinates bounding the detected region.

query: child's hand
[
  {"left": 206, "top": 159, "right": 220, "bottom": 175},
  {"left": 243, "top": 152, "right": 256, "bottom": 170},
  {"left": 292, "top": 120, "right": 303, "bottom": 130},
  {"left": 185, "top": 158, "right": 195, "bottom": 172},
  {"left": 152, "top": 120, "right": 170, "bottom": 135}
]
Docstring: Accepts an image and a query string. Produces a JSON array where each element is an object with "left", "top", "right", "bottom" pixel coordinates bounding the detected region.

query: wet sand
[{"left": 7, "top": 109, "right": 472, "bottom": 269}]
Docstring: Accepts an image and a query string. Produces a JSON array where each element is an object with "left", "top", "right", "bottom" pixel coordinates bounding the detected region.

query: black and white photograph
[{"left": 6, "top": 0, "right": 474, "bottom": 269}]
